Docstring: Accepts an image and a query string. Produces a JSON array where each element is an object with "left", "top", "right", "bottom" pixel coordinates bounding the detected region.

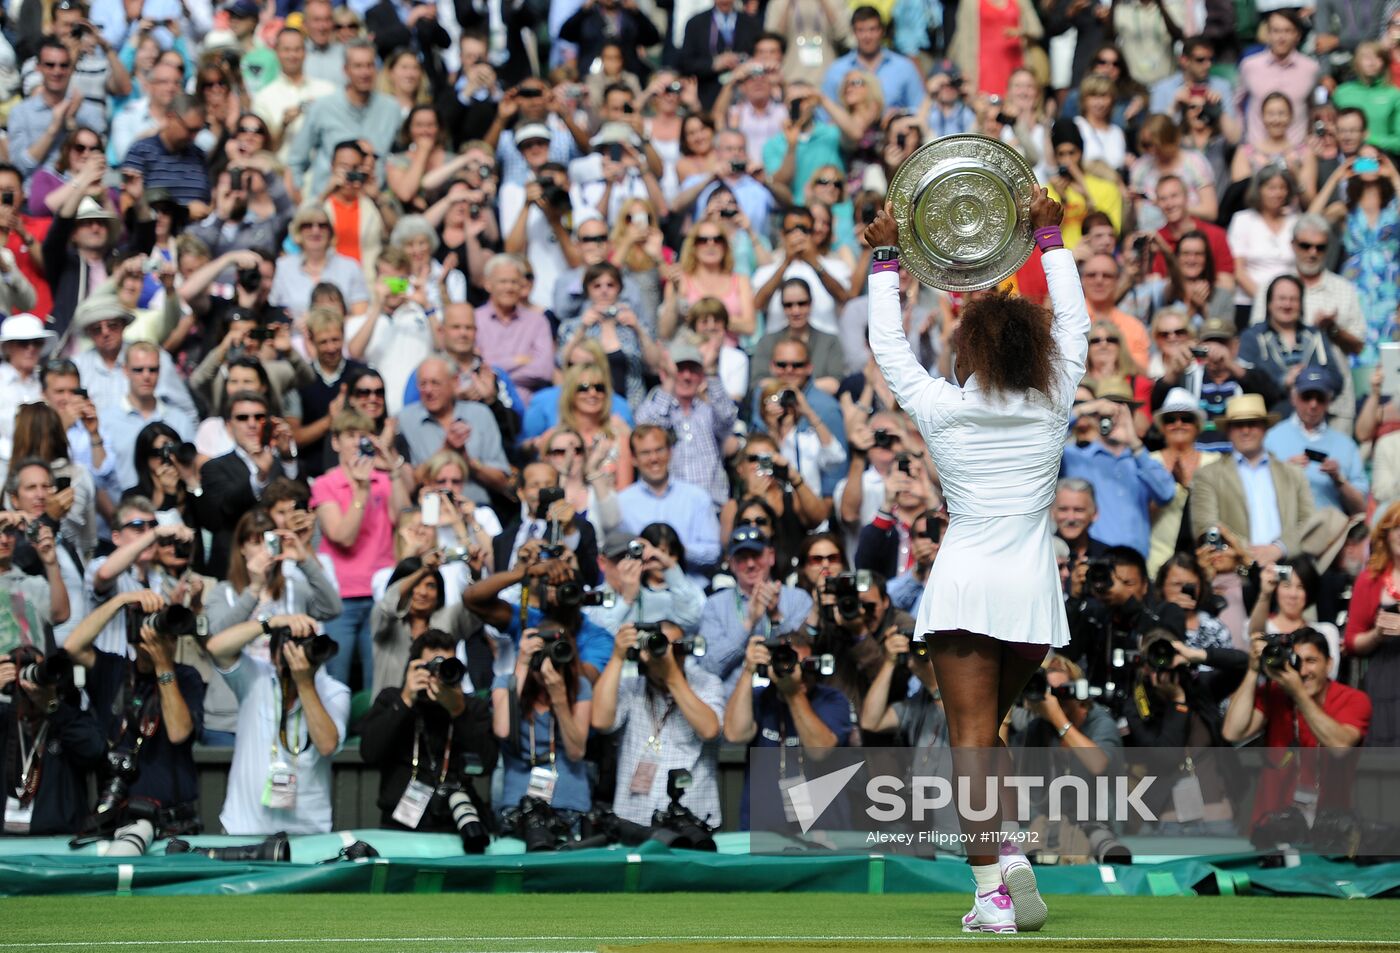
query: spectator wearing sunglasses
[
  {"left": 753, "top": 207, "right": 851, "bottom": 338},
  {"left": 7, "top": 38, "right": 107, "bottom": 179},
  {"left": 886, "top": 509, "right": 945, "bottom": 616},
  {"left": 101, "top": 341, "right": 197, "bottom": 492},
  {"left": 195, "top": 392, "right": 298, "bottom": 579},
  {"left": 84, "top": 496, "right": 187, "bottom": 654}
]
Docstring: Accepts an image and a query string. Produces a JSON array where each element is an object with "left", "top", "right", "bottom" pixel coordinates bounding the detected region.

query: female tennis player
[{"left": 863, "top": 191, "right": 1087, "bottom": 934}]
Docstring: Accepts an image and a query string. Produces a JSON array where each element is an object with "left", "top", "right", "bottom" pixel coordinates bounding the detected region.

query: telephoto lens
[
  {"left": 166, "top": 832, "right": 291, "bottom": 862},
  {"left": 423, "top": 655, "right": 466, "bottom": 686},
  {"left": 102, "top": 820, "right": 154, "bottom": 857},
  {"left": 530, "top": 633, "right": 576, "bottom": 670},
  {"left": 448, "top": 790, "right": 489, "bottom": 853}
]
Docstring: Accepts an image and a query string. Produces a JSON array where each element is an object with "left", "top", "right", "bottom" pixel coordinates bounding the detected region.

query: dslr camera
[
  {"left": 757, "top": 638, "right": 834, "bottom": 679},
  {"left": 156, "top": 442, "right": 198, "bottom": 467},
  {"left": 268, "top": 626, "right": 340, "bottom": 667},
  {"left": 528, "top": 629, "right": 576, "bottom": 671},
  {"left": 824, "top": 570, "right": 872, "bottom": 621},
  {"left": 625, "top": 623, "right": 707, "bottom": 662},
  {"left": 1260, "top": 631, "right": 1299, "bottom": 672},
  {"left": 0, "top": 645, "right": 74, "bottom": 700},
  {"left": 553, "top": 579, "right": 615, "bottom": 610},
  {"left": 423, "top": 655, "right": 466, "bottom": 686},
  {"left": 751, "top": 451, "right": 789, "bottom": 482},
  {"left": 125, "top": 604, "right": 198, "bottom": 646}
]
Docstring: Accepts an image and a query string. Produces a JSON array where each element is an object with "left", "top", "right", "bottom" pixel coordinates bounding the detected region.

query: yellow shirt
[{"left": 1047, "top": 175, "right": 1124, "bottom": 248}]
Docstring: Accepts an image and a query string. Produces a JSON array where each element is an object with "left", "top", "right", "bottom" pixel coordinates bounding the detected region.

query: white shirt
[
  {"left": 345, "top": 303, "right": 435, "bottom": 417},
  {"left": 1074, "top": 116, "right": 1127, "bottom": 170},
  {"left": 217, "top": 653, "right": 350, "bottom": 835},
  {"left": 752, "top": 255, "right": 852, "bottom": 337},
  {"left": 252, "top": 73, "right": 336, "bottom": 165},
  {"left": 1226, "top": 210, "right": 1298, "bottom": 306},
  {"left": 497, "top": 181, "right": 571, "bottom": 311},
  {"left": 0, "top": 361, "right": 42, "bottom": 470},
  {"left": 832, "top": 465, "right": 887, "bottom": 554},
  {"left": 1233, "top": 451, "right": 1284, "bottom": 548}
]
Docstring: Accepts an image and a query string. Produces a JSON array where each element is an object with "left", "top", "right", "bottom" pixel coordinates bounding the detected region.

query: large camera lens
[{"left": 424, "top": 655, "right": 466, "bottom": 685}]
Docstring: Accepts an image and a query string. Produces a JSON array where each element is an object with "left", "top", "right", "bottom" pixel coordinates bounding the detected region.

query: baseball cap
[
  {"left": 515, "top": 123, "right": 551, "bottom": 146},
  {"left": 1198, "top": 316, "right": 1234, "bottom": 342},
  {"left": 1293, "top": 365, "right": 1339, "bottom": 399},
  {"left": 728, "top": 525, "right": 770, "bottom": 557}
]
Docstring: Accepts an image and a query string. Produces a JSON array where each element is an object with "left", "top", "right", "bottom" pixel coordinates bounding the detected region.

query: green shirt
[{"left": 1333, "top": 78, "right": 1400, "bottom": 154}]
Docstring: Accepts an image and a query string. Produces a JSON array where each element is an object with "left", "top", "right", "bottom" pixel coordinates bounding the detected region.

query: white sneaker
[
  {"left": 1000, "top": 853, "right": 1048, "bottom": 932},
  {"left": 961, "top": 885, "right": 1016, "bottom": 934}
]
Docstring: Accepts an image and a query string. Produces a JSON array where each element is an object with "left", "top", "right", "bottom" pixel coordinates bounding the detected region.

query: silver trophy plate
[{"left": 888, "top": 134, "right": 1038, "bottom": 292}]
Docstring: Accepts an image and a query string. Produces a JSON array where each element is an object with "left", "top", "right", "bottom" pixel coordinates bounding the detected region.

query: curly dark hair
[{"left": 952, "top": 294, "right": 1060, "bottom": 398}]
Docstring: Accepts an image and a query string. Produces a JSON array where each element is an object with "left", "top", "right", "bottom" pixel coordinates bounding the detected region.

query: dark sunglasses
[
  {"left": 1160, "top": 412, "right": 1197, "bottom": 425},
  {"left": 813, "top": 177, "right": 838, "bottom": 187},
  {"left": 1095, "top": 57, "right": 1120, "bottom": 66},
  {"left": 1156, "top": 328, "right": 1189, "bottom": 338},
  {"left": 1088, "top": 336, "right": 1120, "bottom": 345},
  {"left": 202, "top": 78, "right": 229, "bottom": 89},
  {"left": 739, "top": 516, "right": 771, "bottom": 527},
  {"left": 772, "top": 361, "right": 806, "bottom": 370},
  {"left": 547, "top": 446, "right": 581, "bottom": 456},
  {"left": 1294, "top": 240, "right": 1326, "bottom": 252},
  {"left": 785, "top": 225, "right": 811, "bottom": 235},
  {"left": 233, "top": 412, "right": 268, "bottom": 422},
  {"left": 782, "top": 299, "right": 811, "bottom": 309},
  {"left": 1298, "top": 391, "right": 1330, "bottom": 404},
  {"left": 576, "top": 382, "right": 608, "bottom": 394},
  {"left": 578, "top": 234, "right": 608, "bottom": 244},
  {"left": 238, "top": 125, "right": 265, "bottom": 135},
  {"left": 695, "top": 235, "right": 726, "bottom": 245},
  {"left": 70, "top": 142, "right": 97, "bottom": 154},
  {"left": 352, "top": 386, "right": 385, "bottom": 398},
  {"left": 120, "top": 519, "right": 156, "bottom": 532},
  {"left": 806, "top": 552, "right": 842, "bottom": 566}
]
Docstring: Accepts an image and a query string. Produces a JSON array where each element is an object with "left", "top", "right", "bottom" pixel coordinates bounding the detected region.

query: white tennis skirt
[{"left": 913, "top": 509, "right": 1071, "bottom": 648}]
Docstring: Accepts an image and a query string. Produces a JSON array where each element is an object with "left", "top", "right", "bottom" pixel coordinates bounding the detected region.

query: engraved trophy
[{"left": 887, "top": 134, "right": 1038, "bottom": 292}]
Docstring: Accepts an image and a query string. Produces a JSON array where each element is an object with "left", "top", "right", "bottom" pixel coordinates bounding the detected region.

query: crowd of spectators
[{"left": 0, "top": 0, "right": 1397, "bottom": 846}]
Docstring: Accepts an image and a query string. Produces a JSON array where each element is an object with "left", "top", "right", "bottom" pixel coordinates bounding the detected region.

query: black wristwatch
[
  {"left": 873, "top": 246, "right": 899, "bottom": 262},
  {"left": 259, "top": 615, "right": 273, "bottom": 636}
]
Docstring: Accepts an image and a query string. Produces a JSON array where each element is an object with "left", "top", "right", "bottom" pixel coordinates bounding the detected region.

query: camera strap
[
  {"left": 409, "top": 721, "right": 454, "bottom": 788},
  {"left": 13, "top": 721, "right": 46, "bottom": 805},
  {"left": 112, "top": 671, "right": 161, "bottom": 759},
  {"left": 526, "top": 716, "right": 557, "bottom": 804},
  {"left": 644, "top": 693, "right": 675, "bottom": 755}
]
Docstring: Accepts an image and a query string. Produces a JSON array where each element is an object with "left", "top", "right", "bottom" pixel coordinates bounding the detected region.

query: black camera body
[
  {"left": 96, "top": 748, "right": 140, "bottom": 818},
  {"left": 529, "top": 630, "right": 576, "bottom": 671},
  {"left": 541, "top": 183, "right": 572, "bottom": 215},
  {"left": 536, "top": 485, "right": 565, "bottom": 520},
  {"left": 554, "top": 579, "right": 613, "bottom": 610},
  {"left": 125, "top": 604, "right": 198, "bottom": 647},
  {"left": 1261, "top": 631, "right": 1299, "bottom": 672},
  {"left": 157, "top": 441, "right": 198, "bottom": 467},
  {"left": 1, "top": 645, "right": 74, "bottom": 698},
  {"left": 824, "top": 570, "right": 872, "bottom": 621},
  {"left": 1085, "top": 558, "right": 1115, "bottom": 597},
  {"left": 236, "top": 267, "right": 263, "bottom": 293},
  {"left": 423, "top": 655, "right": 466, "bottom": 686},
  {"left": 268, "top": 627, "right": 340, "bottom": 667},
  {"left": 872, "top": 429, "right": 895, "bottom": 450},
  {"left": 627, "top": 623, "right": 671, "bottom": 661}
]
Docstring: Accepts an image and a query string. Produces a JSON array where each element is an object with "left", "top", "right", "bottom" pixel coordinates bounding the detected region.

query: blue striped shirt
[{"left": 120, "top": 134, "right": 211, "bottom": 204}]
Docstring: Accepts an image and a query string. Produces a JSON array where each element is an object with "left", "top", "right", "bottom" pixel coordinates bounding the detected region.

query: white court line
[{"left": 0, "top": 937, "right": 1398, "bottom": 949}]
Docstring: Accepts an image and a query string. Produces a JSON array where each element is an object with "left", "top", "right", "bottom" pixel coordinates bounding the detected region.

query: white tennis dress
[{"left": 867, "top": 249, "right": 1089, "bottom": 647}]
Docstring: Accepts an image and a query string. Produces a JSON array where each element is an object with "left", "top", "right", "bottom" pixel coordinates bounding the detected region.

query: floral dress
[{"left": 1342, "top": 199, "right": 1400, "bottom": 367}]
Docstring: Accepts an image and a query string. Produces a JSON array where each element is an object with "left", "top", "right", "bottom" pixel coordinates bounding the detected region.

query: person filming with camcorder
[
  {"left": 0, "top": 641, "right": 102, "bottom": 835},
  {"left": 205, "top": 613, "right": 350, "bottom": 835},
  {"left": 62, "top": 591, "right": 206, "bottom": 840},
  {"left": 592, "top": 621, "right": 724, "bottom": 827},
  {"left": 359, "top": 629, "right": 498, "bottom": 851}
]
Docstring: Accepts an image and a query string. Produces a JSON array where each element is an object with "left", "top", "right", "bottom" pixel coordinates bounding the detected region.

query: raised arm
[{"left": 861, "top": 203, "right": 944, "bottom": 420}]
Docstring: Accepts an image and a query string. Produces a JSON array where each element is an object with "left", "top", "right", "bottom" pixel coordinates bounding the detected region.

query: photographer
[
  {"left": 369, "top": 554, "right": 493, "bottom": 698},
  {"left": 494, "top": 461, "right": 600, "bottom": 586},
  {"left": 465, "top": 539, "right": 615, "bottom": 680},
  {"left": 808, "top": 569, "right": 912, "bottom": 723},
  {"left": 885, "top": 508, "right": 944, "bottom": 616},
  {"left": 860, "top": 632, "right": 947, "bottom": 759},
  {"left": 0, "top": 644, "right": 103, "bottom": 835},
  {"left": 1124, "top": 628, "right": 1246, "bottom": 836},
  {"left": 63, "top": 591, "right": 204, "bottom": 837},
  {"left": 359, "top": 630, "right": 498, "bottom": 836},
  {"left": 1223, "top": 629, "right": 1370, "bottom": 823},
  {"left": 206, "top": 614, "right": 350, "bottom": 835},
  {"left": 723, "top": 630, "right": 854, "bottom": 828},
  {"left": 593, "top": 621, "right": 724, "bottom": 825},
  {"left": 1, "top": 486, "right": 74, "bottom": 633},
  {"left": 491, "top": 621, "right": 593, "bottom": 823},
  {"left": 589, "top": 526, "right": 706, "bottom": 634},
  {"left": 86, "top": 498, "right": 191, "bottom": 654},
  {"left": 1064, "top": 544, "right": 1154, "bottom": 692}
]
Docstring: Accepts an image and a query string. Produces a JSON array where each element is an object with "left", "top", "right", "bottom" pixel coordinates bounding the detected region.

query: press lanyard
[
  {"left": 274, "top": 677, "right": 304, "bottom": 759},
  {"left": 527, "top": 713, "right": 557, "bottom": 772},
  {"left": 645, "top": 694, "right": 674, "bottom": 754},
  {"left": 410, "top": 723, "right": 455, "bottom": 787},
  {"left": 114, "top": 672, "right": 161, "bottom": 761},
  {"left": 15, "top": 722, "right": 46, "bottom": 804},
  {"left": 777, "top": 717, "right": 805, "bottom": 777}
]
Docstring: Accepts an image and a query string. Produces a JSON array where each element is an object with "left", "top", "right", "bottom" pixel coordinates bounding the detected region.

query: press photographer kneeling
[
  {"left": 0, "top": 643, "right": 102, "bottom": 835},
  {"left": 1222, "top": 626, "right": 1370, "bottom": 824},
  {"left": 1124, "top": 626, "right": 1247, "bottom": 836},
  {"left": 592, "top": 621, "right": 724, "bottom": 827},
  {"left": 63, "top": 591, "right": 206, "bottom": 840},
  {"left": 206, "top": 614, "right": 350, "bottom": 835},
  {"left": 360, "top": 630, "right": 498, "bottom": 850}
]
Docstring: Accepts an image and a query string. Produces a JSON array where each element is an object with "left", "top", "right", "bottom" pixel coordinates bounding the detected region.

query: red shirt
[
  {"left": 8, "top": 213, "right": 52, "bottom": 320},
  {"left": 1152, "top": 219, "right": 1234, "bottom": 279},
  {"left": 1250, "top": 679, "right": 1372, "bottom": 821}
]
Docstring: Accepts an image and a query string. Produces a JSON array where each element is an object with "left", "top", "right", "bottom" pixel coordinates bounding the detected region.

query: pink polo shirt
[
  {"left": 1237, "top": 50, "right": 1319, "bottom": 149},
  {"left": 309, "top": 467, "right": 394, "bottom": 599}
]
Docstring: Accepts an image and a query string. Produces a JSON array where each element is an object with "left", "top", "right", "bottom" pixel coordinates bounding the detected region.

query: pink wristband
[
  {"left": 1033, "top": 227, "right": 1064, "bottom": 252},
  {"left": 871, "top": 257, "right": 899, "bottom": 274}
]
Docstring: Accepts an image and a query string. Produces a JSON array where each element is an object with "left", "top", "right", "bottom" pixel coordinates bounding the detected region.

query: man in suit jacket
[
  {"left": 492, "top": 461, "right": 600, "bottom": 587},
  {"left": 559, "top": 0, "right": 661, "bottom": 84},
  {"left": 1191, "top": 393, "right": 1314, "bottom": 565},
  {"left": 680, "top": 0, "right": 761, "bottom": 110},
  {"left": 194, "top": 392, "right": 298, "bottom": 579},
  {"left": 364, "top": 0, "right": 451, "bottom": 68}
]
